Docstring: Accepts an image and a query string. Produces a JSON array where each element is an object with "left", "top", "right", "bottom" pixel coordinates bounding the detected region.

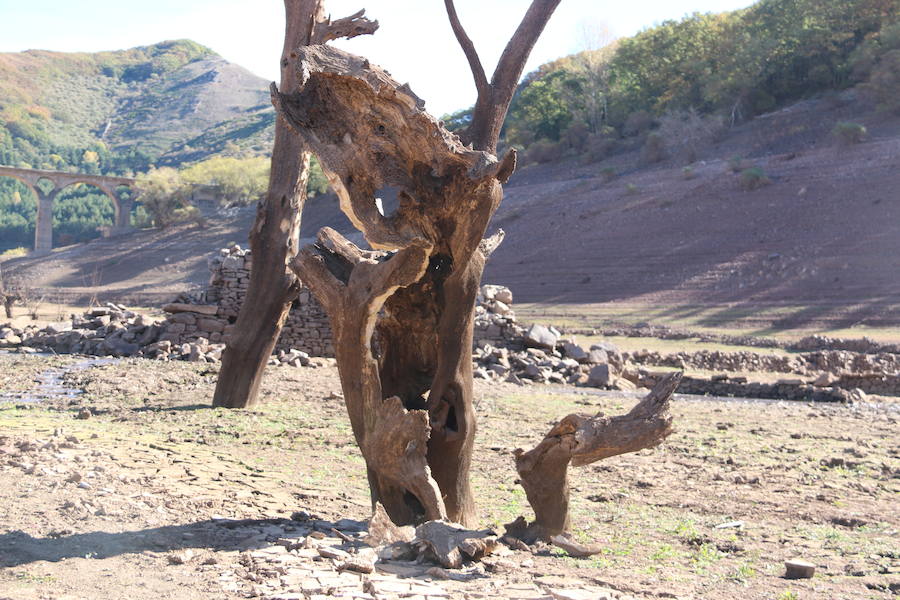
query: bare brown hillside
[
  {"left": 486, "top": 93, "right": 900, "bottom": 329},
  {"left": 4, "top": 92, "right": 900, "bottom": 329}
]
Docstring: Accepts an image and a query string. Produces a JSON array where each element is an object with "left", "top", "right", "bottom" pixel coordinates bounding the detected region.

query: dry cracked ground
[{"left": 0, "top": 352, "right": 898, "bottom": 600}]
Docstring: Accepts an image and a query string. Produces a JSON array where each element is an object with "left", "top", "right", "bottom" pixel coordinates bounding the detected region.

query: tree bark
[
  {"left": 508, "top": 372, "right": 682, "bottom": 542},
  {"left": 274, "top": 0, "right": 559, "bottom": 527},
  {"left": 275, "top": 46, "right": 515, "bottom": 525},
  {"left": 213, "top": 1, "right": 376, "bottom": 409}
]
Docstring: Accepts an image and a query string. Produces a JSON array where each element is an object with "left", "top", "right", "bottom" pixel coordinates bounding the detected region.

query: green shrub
[
  {"left": 739, "top": 167, "right": 771, "bottom": 190},
  {"left": 640, "top": 133, "right": 665, "bottom": 165},
  {"left": 527, "top": 139, "right": 564, "bottom": 164},
  {"left": 682, "top": 165, "right": 697, "bottom": 180},
  {"left": 600, "top": 166, "right": 617, "bottom": 182},
  {"left": 0, "top": 247, "right": 28, "bottom": 259},
  {"left": 727, "top": 155, "right": 745, "bottom": 173},
  {"left": 832, "top": 122, "right": 868, "bottom": 145},
  {"left": 585, "top": 132, "right": 617, "bottom": 163},
  {"left": 625, "top": 183, "right": 640, "bottom": 195}
]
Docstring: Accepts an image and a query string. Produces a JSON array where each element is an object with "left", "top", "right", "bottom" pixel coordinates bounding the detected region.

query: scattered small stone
[
  {"left": 168, "top": 549, "right": 195, "bottom": 565},
  {"left": 785, "top": 559, "right": 816, "bottom": 579}
]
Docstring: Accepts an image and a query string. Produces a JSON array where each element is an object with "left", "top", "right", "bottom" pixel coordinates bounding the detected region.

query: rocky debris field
[{"left": 0, "top": 354, "right": 898, "bottom": 600}]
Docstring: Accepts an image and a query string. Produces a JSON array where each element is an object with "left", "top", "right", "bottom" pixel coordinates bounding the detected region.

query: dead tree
[
  {"left": 213, "top": 1, "right": 377, "bottom": 409},
  {"left": 507, "top": 372, "right": 682, "bottom": 543},
  {"left": 275, "top": 0, "right": 561, "bottom": 526},
  {"left": 0, "top": 266, "right": 22, "bottom": 319}
]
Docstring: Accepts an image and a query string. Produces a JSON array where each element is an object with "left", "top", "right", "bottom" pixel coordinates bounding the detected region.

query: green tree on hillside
[
  {"left": 134, "top": 167, "right": 196, "bottom": 228},
  {"left": 181, "top": 156, "right": 269, "bottom": 206}
]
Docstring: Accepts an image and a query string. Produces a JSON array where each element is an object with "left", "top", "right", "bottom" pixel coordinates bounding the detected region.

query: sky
[{"left": 0, "top": 0, "right": 755, "bottom": 116}]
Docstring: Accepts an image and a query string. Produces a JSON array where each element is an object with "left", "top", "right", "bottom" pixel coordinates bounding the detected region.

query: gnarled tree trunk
[
  {"left": 277, "top": 0, "right": 559, "bottom": 527},
  {"left": 213, "top": 1, "right": 377, "bottom": 409}
]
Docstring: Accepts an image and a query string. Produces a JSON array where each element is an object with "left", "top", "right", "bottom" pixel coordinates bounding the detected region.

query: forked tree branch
[
  {"left": 445, "top": 0, "right": 562, "bottom": 153},
  {"left": 491, "top": 0, "right": 562, "bottom": 95},
  {"left": 443, "top": 0, "right": 489, "bottom": 95}
]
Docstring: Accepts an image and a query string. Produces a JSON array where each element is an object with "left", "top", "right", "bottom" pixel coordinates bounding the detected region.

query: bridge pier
[{"left": 33, "top": 189, "right": 58, "bottom": 256}]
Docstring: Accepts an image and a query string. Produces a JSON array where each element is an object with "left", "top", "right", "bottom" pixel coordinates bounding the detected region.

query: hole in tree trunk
[
  {"left": 374, "top": 186, "right": 401, "bottom": 218},
  {"left": 429, "top": 253, "right": 453, "bottom": 282},
  {"left": 403, "top": 489, "right": 426, "bottom": 521},
  {"left": 445, "top": 403, "right": 458, "bottom": 433},
  {"left": 404, "top": 394, "right": 428, "bottom": 411}
]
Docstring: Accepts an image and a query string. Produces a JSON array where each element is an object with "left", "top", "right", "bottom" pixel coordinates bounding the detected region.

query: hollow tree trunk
[
  {"left": 213, "top": 1, "right": 377, "bottom": 409},
  {"left": 275, "top": 0, "right": 558, "bottom": 527},
  {"left": 275, "top": 46, "right": 515, "bottom": 525}
]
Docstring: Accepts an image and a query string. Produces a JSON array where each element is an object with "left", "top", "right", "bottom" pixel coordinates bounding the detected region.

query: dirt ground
[{"left": 0, "top": 353, "right": 898, "bottom": 600}]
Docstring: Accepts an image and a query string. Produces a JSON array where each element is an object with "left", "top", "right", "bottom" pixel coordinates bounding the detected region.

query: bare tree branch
[
  {"left": 312, "top": 8, "right": 379, "bottom": 45},
  {"left": 444, "top": 0, "right": 489, "bottom": 95},
  {"left": 491, "top": 0, "right": 562, "bottom": 94}
]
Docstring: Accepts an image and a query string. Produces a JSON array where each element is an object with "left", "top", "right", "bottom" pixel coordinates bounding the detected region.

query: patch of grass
[
  {"left": 692, "top": 543, "right": 725, "bottom": 572},
  {"left": 729, "top": 562, "right": 757, "bottom": 582},
  {"left": 832, "top": 121, "right": 867, "bottom": 145},
  {"left": 777, "top": 590, "right": 799, "bottom": 600},
  {"left": 15, "top": 572, "right": 56, "bottom": 584},
  {"left": 739, "top": 167, "right": 771, "bottom": 190},
  {"left": 651, "top": 543, "right": 681, "bottom": 562},
  {"left": 625, "top": 183, "right": 640, "bottom": 195}
]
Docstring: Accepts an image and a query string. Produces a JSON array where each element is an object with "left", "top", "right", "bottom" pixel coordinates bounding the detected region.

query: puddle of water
[{"left": 0, "top": 354, "right": 119, "bottom": 403}]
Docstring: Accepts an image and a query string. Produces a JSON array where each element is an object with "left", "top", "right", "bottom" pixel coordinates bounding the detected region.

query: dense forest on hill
[
  {"left": 2, "top": 0, "right": 899, "bottom": 252},
  {"left": 447, "top": 0, "right": 900, "bottom": 163}
]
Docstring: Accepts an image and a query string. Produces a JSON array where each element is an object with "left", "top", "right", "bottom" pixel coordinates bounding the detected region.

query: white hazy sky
[{"left": 0, "top": 0, "right": 755, "bottom": 116}]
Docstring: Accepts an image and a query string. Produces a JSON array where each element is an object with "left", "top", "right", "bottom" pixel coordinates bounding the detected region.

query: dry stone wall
[
  {"left": 160, "top": 245, "right": 334, "bottom": 357},
  {"left": 159, "top": 246, "right": 520, "bottom": 358}
]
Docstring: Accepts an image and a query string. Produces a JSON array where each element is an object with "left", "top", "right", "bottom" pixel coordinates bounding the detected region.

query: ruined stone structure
[
  {"left": 159, "top": 245, "right": 524, "bottom": 357},
  {"left": 160, "top": 245, "right": 334, "bottom": 356},
  {"left": 0, "top": 166, "right": 135, "bottom": 254}
]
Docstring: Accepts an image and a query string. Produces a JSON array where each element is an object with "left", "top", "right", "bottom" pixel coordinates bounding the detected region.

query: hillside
[
  {"left": 0, "top": 40, "right": 274, "bottom": 173},
  {"left": 4, "top": 90, "right": 900, "bottom": 332}
]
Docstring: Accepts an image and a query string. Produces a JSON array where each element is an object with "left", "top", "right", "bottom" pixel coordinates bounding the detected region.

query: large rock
[
  {"left": 561, "top": 341, "right": 588, "bottom": 362},
  {"left": 198, "top": 318, "right": 226, "bottom": 333},
  {"left": 590, "top": 341, "right": 620, "bottom": 355},
  {"left": 588, "top": 348, "right": 609, "bottom": 364},
  {"left": 587, "top": 364, "right": 612, "bottom": 387},
  {"left": 524, "top": 324, "right": 559, "bottom": 349}
]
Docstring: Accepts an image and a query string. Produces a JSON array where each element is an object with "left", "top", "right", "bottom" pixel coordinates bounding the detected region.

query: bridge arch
[
  {"left": 55, "top": 180, "right": 127, "bottom": 229},
  {"left": 0, "top": 172, "right": 41, "bottom": 204}
]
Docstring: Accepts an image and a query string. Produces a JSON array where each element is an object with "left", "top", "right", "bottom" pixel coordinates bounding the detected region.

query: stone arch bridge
[{"left": 0, "top": 166, "right": 136, "bottom": 255}]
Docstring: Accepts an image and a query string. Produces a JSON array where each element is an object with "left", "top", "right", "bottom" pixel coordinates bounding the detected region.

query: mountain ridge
[{"left": 0, "top": 39, "right": 276, "bottom": 174}]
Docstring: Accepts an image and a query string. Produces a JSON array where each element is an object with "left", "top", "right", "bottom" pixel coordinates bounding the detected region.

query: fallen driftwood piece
[
  {"left": 508, "top": 372, "right": 682, "bottom": 542},
  {"left": 365, "top": 502, "right": 415, "bottom": 547},
  {"left": 550, "top": 534, "right": 603, "bottom": 557},
  {"left": 414, "top": 521, "right": 499, "bottom": 568}
]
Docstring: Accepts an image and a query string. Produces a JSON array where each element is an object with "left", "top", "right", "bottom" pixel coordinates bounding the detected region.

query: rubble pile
[{"left": 1, "top": 304, "right": 165, "bottom": 358}]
